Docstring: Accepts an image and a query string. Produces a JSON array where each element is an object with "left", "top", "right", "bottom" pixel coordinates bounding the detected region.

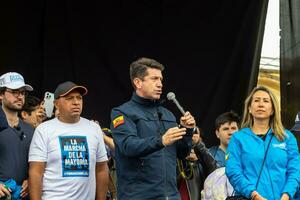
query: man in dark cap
[{"left": 28, "top": 81, "right": 109, "bottom": 200}]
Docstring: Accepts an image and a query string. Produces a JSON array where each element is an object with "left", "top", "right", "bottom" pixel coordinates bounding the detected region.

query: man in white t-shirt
[{"left": 28, "top": 81, "right": 109, "bottom": 200}]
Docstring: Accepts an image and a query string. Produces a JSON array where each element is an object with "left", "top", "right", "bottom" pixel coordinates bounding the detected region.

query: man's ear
[
  {"left": 133, "top": 78, "right": 142, "bottom": 89},
  {"left": 54, "top": 99, "right": 59, "bottom": 108},
  {"left": 21, "top": 111, "right": 29, "bottom": 120},
  {"left": 215, "top": 129, "right": 220, "bottom": 139}
]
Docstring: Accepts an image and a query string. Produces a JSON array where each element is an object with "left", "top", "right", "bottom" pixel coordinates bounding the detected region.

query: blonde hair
[{"left": 241, "top": 86, "right": 285, "bottom": 141}]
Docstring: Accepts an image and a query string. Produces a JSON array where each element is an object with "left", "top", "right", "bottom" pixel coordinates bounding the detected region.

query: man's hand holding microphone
[
  {"left": 162, "top": 92, "right": 196, "bottom": 146},
  {"left": 162, "top": 111, "right": 195, "bottom": 146}
]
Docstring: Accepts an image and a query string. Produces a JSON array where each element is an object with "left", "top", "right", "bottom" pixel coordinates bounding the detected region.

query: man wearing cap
[
  {"left": 28, "top": 81, "right": 109, "bottom": 200},
  {"left": 0, "top": 72, "right": 34, "bottom": 199}
]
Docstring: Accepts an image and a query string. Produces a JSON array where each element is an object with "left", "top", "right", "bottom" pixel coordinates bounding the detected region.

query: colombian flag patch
[
  {"left": 225, "top": 153, "right": 229, "bottom": 161},
  {"left": 113, "top": 115, "right": 125, "bottom": 128}
]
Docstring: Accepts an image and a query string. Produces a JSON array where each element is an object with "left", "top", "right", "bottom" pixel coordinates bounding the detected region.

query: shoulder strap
[
  {"left": 230, "top": 133, "right": 274, "bottom": 197},
  {"left": 255, "top": 134, "right": 274, "bottom": 189}
]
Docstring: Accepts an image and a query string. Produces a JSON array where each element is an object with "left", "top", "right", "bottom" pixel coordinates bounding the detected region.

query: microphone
[
  {"left": 14, "top": 126, "right": 24, "bottom": 140},
  {"left": 20, "top": 131, "right": 24, "bottom": 140},
  {"left": 167, "top": 92, "right": 185, "bottom": 115}
]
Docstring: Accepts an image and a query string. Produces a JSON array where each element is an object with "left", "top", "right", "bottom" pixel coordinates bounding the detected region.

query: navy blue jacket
[
  {"left": 0, "top": 107, "right": 34, "bottom": 185},
  {"left": 111, "top": 93, "right": 193, "bottom": 200}
]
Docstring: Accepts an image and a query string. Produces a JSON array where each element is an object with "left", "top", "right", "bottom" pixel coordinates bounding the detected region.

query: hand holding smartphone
[{"left": 43, "top": 92, "right": 54, "bottom": 118}]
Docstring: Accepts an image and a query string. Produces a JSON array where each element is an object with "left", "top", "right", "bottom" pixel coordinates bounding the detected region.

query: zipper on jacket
[{"left": 157, "top": 107, "right": 169, "bottom": 199}]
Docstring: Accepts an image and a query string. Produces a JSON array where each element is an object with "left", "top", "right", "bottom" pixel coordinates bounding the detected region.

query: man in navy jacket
[
  {"left": 0, "top": 72, "right": 34, "bottom": 199},
  {"left": 111, "top": 58, "right": 196, "bottom": 200}
]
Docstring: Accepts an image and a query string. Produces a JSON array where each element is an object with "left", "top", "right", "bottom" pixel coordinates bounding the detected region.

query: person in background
[
  {"left": 201, "top": 112, "right": 239, "bottom": 200},
  {"left": 19, "top": 95, "right": 46, "bottom": 128},
  {"left": 226, "top": 86, "right": 300, "bottom": 200},
  {"left": 110, "top": 57, "right": 196, "bottom": 200},
  {"left": 91, "top": 122, "right": 117, "bottom": 200},
  {"left": 102, "top": 128, "right": 115, "bottom": 152},
  {"left": 0, "top": 72, "right": 35, "bottom": 199},
  {"left": 290, "top": 111, "right": 300, "bottom": 151},
  {"left": 102, "top": 128, "right": 117, "bottom": 200},
  {"left": 177, "top": 127, "right": 218, "bottom": 200},
  {"left": 290, "top": 111, "right": 300, "bottom": 200},
  {"left": 29, "top": 81, "right": 109, "bottom": 200},
  {"left": 209, "top": 111, "right": 240, "bottom": 167}
]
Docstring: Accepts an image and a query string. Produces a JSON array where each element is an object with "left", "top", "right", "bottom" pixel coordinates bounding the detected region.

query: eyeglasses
[{"left": 5, "top": 89, "right": 27, "bottom": 97}]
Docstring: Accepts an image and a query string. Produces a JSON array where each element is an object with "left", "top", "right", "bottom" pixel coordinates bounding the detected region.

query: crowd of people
[{"left": 0, "top": 57, "right": 299, "bottom": 200}]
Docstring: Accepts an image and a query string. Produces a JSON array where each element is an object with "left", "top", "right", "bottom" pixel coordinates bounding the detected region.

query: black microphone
[
  {"left": 167, "top": 92, "right": 185, "bottom": 115},
  {"left": 14, "top": 126, "right": 24, "bottom": 140}
]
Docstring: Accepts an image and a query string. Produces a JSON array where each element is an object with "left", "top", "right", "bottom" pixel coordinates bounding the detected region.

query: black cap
[{"left": 54, "top": 81, "right": 88, "bottom": 99}]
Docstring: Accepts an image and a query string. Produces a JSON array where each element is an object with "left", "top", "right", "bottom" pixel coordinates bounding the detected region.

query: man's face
[
  {"left": 0, "top": 88, "right": 26, "bottom": 111},
  {"left": 135, "top": 68, "right": 163, "bottom": 100},
  {"left": 216, "top": 121, "right": 238, "bottom": 147},
  {"left": 55, "top": 91, "right": 83, "bottom": 122}
]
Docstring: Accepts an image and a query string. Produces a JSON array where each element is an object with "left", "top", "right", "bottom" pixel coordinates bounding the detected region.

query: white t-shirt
[{"left": 29, "top": 117, "right": 108, "bottom": 200}]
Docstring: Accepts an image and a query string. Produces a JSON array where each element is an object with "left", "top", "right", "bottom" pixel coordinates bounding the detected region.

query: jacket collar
[
  {"left": 131, "top": 92, "right": 161, "bottom": 107},
  {"left": 243, "top": 127, "right": 273, "bottom": 137}
]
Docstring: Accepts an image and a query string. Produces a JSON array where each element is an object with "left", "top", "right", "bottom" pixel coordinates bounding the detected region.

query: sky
[{"left": 260, "top": 0, "right": 279, "bottom": 69}]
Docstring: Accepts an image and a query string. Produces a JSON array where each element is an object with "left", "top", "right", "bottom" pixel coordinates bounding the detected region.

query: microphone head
[{"left": 167, "top": 92, "right": 176, "bottom": 101}]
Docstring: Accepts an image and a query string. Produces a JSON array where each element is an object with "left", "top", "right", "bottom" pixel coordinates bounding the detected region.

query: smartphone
[{"left": 43, "top": 92, "right": 55, "bottom": 118}]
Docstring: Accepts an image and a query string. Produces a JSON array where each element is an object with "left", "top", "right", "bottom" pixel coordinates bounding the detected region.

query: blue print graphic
[{"left": 59, "top": 136, "right": 89, "bottom": 177}]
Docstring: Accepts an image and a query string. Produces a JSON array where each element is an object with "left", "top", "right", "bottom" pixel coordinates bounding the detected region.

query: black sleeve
[
  {"left": 176, "top": 127, "right": 193, "bottom": 159},
  {"left": 194, "top": 142, "right": 218, "bottom": 177}
]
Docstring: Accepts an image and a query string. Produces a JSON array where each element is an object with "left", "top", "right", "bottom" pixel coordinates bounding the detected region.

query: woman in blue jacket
[{"left": 226, "top": 86, "right": 300, "bottom": 200}]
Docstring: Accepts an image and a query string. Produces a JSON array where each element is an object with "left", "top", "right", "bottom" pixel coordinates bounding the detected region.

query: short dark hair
[
  {"left": 18, "top": 95, "right": 41, "bottom": 119},
  {"left": 215, "top": 111, "right": 240, "bottom": 131},
  {"left": 129, "top": 57, "right": 164, "bottom": 89},
  {"left": 0, "top": 87, "right": 6, "bottom": 94}
]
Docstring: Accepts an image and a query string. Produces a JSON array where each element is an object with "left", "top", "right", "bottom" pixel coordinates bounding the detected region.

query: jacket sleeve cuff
[
  {"left": 244, "top": 187, "right": 256, "bottom": 199},
  {"left": 158, "top": 136, "right": 166, "bottom": 148},
  {"left": 185, "top": 127, "right": 194, "bottom": 136}
]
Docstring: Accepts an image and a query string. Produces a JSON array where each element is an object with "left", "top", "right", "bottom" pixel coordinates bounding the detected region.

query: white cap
[{"left": 0, "top": 72, "right": 33, "bottom": 91}]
